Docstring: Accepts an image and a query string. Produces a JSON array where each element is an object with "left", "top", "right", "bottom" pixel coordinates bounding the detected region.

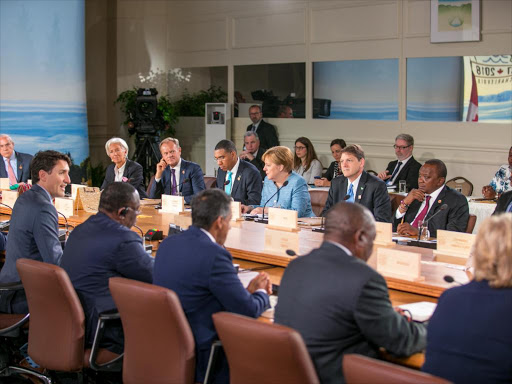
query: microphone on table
[
  {"left": 417, "top": 204, "right": 448, "bottom": 241},
  {"left": 176, "top": 178, "right": 190, "bottom": 196},
  {"left": 313, "top": 194, "right": 350, "bottom": 233},
  {"left": 133, "top": 224, "right": 145, "bottom": 247},
  {"left": 223, "top": 178, "right": 231, "bottom": 192},
  {"left": 257, "top": 180, "right": 289, "bottom": 223},
  {"left": 286, "top": 249, "right": 297, "bottom": 256},
  {"left": 443, "top": 275, "right": 463, "bottom": 286}
]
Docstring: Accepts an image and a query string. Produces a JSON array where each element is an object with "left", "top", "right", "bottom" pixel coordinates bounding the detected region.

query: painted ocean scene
[{"left": 314, "top": 59, "right": 399, "bottom": 120}]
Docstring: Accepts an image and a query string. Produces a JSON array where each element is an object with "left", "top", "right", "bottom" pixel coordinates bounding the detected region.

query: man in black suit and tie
[
  {"left": 0, "top": 134, "right": 33, "bottom": 186},
  {"left": 275, "top": 202, "right": 426, "bottom": 384},
  {"left": 214, "top": 139, "right": 262, "bottom": 206},
  {"left": 321, "top": 144, "right": 391, "bottom": 222},
  {"left": 239, "top": 131, "right": 266, "bottom": 180},
  {"left": 378, "top": 134, "right": 421, "bottom": 190},
  {"left": 493, "top": 190, "right": 512, "bottom": 214},
  {"left": 246, "top": 105, "right": 279, "bottom": 149},
  {"left": 394, "top": 159, "right": 469, "bottom": 237}
]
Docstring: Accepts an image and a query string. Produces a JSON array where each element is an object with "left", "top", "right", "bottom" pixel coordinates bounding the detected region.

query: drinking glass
[
  {"left": 418, "top": 220, "right": 430, "bottom": 241},
  {"left": 399, "top": 180, "right": 407, "bottom": 194}
]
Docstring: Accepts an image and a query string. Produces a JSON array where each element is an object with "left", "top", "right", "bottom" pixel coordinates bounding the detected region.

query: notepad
[{"left": 397, "top": 301, "right": 437, "bottom": 322}]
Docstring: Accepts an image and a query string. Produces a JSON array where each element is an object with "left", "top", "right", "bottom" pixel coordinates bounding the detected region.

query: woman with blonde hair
[
  {"left": 242, "top": 146, "right": 314, "bottom": 217},
  {"left": 423, "top": 214, "right": 512, "bottom": 383}
]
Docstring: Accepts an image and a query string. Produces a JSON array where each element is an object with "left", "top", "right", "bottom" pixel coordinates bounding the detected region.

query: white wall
[{"left": 87, "top": 0, "right": 512, "bottom": 192}]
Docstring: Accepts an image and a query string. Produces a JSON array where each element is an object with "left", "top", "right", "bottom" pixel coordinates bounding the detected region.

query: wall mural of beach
[{"left": 0, "top": 0, "right": 89, "bottom": 182}]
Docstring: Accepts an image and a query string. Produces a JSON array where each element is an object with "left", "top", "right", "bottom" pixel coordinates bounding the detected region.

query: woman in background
[
  {"left": 314, "top": 138, "right": 346, "bottom": 187},
  {"left": 101, "top": 137, "right": 148, "bottom": 198},
  {"left": 293, "top": 137, "right": 323, "bottom": 184},
  {"left": 422, "top": 214, "right": 512, "bottom": 384}
]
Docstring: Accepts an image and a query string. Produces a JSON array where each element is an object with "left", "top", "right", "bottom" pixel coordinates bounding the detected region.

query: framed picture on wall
[{"left": 431, "top": 0, "right": 480, "bottom": 43}]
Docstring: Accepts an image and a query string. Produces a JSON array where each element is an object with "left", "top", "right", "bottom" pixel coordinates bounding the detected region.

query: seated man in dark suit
[
  {"left": 214, "top": 139, "right": 262, "bottom": 206},
  {"left": 154, "top": 189, "right": 271, "bottom": 383},
  {"left": 149, "top": 137, "right": 206, "bottom": 204},
  {"left": 493, "top": 190, "right": 512, "bottom": 214},
  {"left": 239, "top": 131, "right": 266, "bottom": 180},
  {"left": 377, "top": 133, "right": 421, "bottom": 190},
  {"left": 275, "top": 202, "right": 426, "bottom": 384},
  {"left": 321, "top": 144, "right": 391, "bottom": 222},
  {"left": 0, "top": 134, "right": 33, "bottom": 186},
  {"left": 246, "top": 104, "right": 279, "bottom": 149},
  {"left": 0, "top": 150, "right": 71, "bottom": 314},
  {"left": 0, "top": 232, "right": 6, "bottom": 252},
  {"left": 61, "top": 182, "right": 154, "bottom": 353},
  {"left": 394, "top": 159, "right": 469, "bottom": 237}
]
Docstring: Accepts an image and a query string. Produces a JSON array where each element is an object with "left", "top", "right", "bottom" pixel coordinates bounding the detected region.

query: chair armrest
[
  {"left": 0, "top": 281, "right": 23, "bottom": 291},
  {"left": 88, "top": 311, "right": 123, "bottom": 372},
  {"left": 0, "top": 313, "right": 29, "bottom": 337}
]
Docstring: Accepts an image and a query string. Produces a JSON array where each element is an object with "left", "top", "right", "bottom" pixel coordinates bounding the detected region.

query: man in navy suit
[
  {"left": 0, "top": 150, "right": 71, "bottom": 314},
  {"left": 149, "top": 137, "right": 205, "bottom": 204},
  {"left": 246, "top": 105, "right": 279, "bottom": 149},
  {"left": 493, "top": 190, "right": 512, "bottom": 214},
  {"left": 154, "top": 189, "right": 271, "bottom": 383},
  {"left": 377, "top": 134, "right": 421, "bottom": 190},
  {"left": 275, "top": 202, "right": 426, "bottom": 384},
  {"left": 0, "top": 232, "right": 6, "bottom": 252},
  {"left": 0, "top": 134, "right": 33, "bottom": 186},
  {"left": 394, "top": 159, "right": 469, "bottom": 237},
  {"left": 214, "top": 139, "right": 262, "bottom": 206},
  {"left": 322, "top": 145, "right": 391, "bottom": 222},
  {"left": 61, "top": 182, "right": 154, "bottom": 353}
]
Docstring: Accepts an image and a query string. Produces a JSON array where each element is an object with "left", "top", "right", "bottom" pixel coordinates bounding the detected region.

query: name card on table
[
  {"left": 231, "top": 201, "right": 243, "bottom": 221},
  {"left": 71, "top": 184, "right": 86, "bottom": 200},
  {"left": 2, "top": 190, "right": 18, "bottom": 208},
  {"left": 266, "top": 207, "right": 299, "bottom": 232},
  {"left": 377, "top": 248, "right": 425, "bottom": 282},
  {"left": 75, "top": 187, "right": 101, "bottom": 213},
  {"left": 374, "top": 222, "right": 394, "bottom": 247},
  {"left": 27, "top": 179, "right": 32, "bottom": 185},
  {"left": 54, "top": 197, "right": 75, "bottom": 218},
  {"left": 0, "top": 178, "right": 9, "bottom": 190},
  {"left": 434, "top": 230, "right": 476, "bottom": 266},
  {"left": 161, "top": 195, "right": 185, "bottom": 214},
  {"left": 264, "top": 228, "right": 299, "bottom": 256}
]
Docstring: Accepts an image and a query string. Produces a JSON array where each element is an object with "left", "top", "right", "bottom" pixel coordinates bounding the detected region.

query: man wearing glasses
[
  {"left": 61, "top": 182, "right": 154, "bottom": 354},
  {"left": 377, "top": 134, "right": 422, "bottom": 191},
  {"left": 246, "top": 104, "right": 279, "bottom": 149}
]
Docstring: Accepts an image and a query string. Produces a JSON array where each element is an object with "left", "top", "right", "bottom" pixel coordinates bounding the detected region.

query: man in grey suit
[
  {"left": 0, "top": 150, "right": 71, "bottom": 314},
  {"left": 0, "top": 134, "right": 33, "bottom": 186},
  {"left": 214, "top": 139, "right": 262, "bottom": 206},
  {"left": 275, "top": 202, "right": 426, "bottom": 384}
]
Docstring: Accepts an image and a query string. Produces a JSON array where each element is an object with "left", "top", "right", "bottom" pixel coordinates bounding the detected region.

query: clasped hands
[
  {"left": 396, "top": 189, "right": 426, "bottom": 236},
  {"left": 246, "top": 272, "right": 272, "bottom": 295}
]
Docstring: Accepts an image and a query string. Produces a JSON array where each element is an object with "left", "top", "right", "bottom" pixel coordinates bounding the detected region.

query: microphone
[
  {"left": 176, "top": 178, "right": 190, "bottom": 196},
  {"left": 313, "top": 195, "right": 350, "bottom": 233},
  {"left": 285, "top": 249, "right": 296, "bottom": 256},
  {"left": 223, "top": 178, "right": 231, "bottom": 192},
  {"left": 133, "top": 224, "right": 145, "bottom": 247},
  {"left": 417, "top": 203, "right": 448, "bottom": 240},
  {"left": 56, "top": 211, "right": 70, "bottom": 240},
  {"left": 259, "top": 180, "right": 289, "bottom": 223},
  {"left": 443, "top": 275, "right": 463, "bottom": 286}
]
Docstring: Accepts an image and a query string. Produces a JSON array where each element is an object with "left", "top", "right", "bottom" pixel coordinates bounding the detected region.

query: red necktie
[
  {"left": 412, "top": 195, "right": 431, "bottom": 228},
  {"left": 6, "top": 159, "right": 17, "bottom": 185}
]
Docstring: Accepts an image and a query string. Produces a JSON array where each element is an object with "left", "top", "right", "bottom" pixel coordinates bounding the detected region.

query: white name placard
[
  {"left": 2, "top": 190, "right": 19, "bottom": 208},
  {"left": 54, "top": 197, "right": 75, "bottom": 218},
  {"left": 377, "top": 248, "right": 424, "bottom": 282},
  {"left": 434, "top": 230, "right": 476, "bottom": 265},
  {"left": 0, "top": 178, "right": 10, "bottom": 190},
  {"left": 374, "top": 222, "right": 394, "bottom": 246},
  {"left": 71, "top": 184, "right": 86, "bottom": 200},
  {"left": 264, "top": 228, "right": 299, "bottom": 256},
  {"left": 161, "top": 195, "right": 185, "bottom": 214},
  {"left": 267, "top": 207, "right": 299, "bottom": 232},
  {"left": 231, "top": 201, "right": 243, "bottom": 221}
]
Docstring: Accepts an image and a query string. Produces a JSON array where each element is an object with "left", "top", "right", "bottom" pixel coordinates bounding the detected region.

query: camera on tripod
[{"left": 128, "top": 88, "right": 163, "bottom": 135}]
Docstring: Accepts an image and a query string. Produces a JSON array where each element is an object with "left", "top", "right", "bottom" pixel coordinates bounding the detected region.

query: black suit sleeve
[
  {"left": 321, "top": 181, "right": 338, "bottom": 217},
  {"left": 244, "top": 168, "right": 263, "bottom": 206},
  {"left": 445, "top": 194, "right": 470, "bottom": 233},
  {"left": 101, "top": 165, "right": 113, "bottom": 190},
  {"left": 372, "top": 181, "right": 392, "bottom": 223},
  {"left": 404, "top": 160, "right": 421, "bottom": 190},
  {"left": 266, "top": 123, "right": 279, "bottom": 148},
  {"left": 493, "top": 191, "right": 512, "bottom": 214},
  {"left": 354, "top": 273, "right": 427, "bottom": 356},
  {"left": 127, "top": 162, "right": 147, "bottom": 198},
  {"left": 324, "top": 161, "right": 335, "bottom": 180}
]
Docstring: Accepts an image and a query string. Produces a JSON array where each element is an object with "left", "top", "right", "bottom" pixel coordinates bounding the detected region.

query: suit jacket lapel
[
  {"left": 231, "top": 162, "right": 243, "bottom": 197},
  {"left": 16, "top": 152, "right": 23, "bottom": 180},
  {"left": 122, "top": 160, "right": 130, "bottom": 180},
  {"left": 179, "top": 160, "right": 188, "bottom": 192},
  {"left": 425, "top": 186, "right": 446, "bottom": 221},
  {"left": 355, "top": 171, "right": 367, "bottom": 203}
]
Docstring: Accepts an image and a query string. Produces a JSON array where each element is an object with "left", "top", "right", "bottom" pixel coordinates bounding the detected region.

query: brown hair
[
  {"left": 31, "top": 150, "right": 71, "bottom": 183},
  {"left": 262, "top": 146, "right": 294, "bottom": 173},
  {"left": 341, "top": 144, "right": 365, "bottom": 161},
  {"left": 293, "top": 137, "right": 319, "bottom": 172},
  {"left": 473, "top": 215, "right": 512, "bottom": 288}
]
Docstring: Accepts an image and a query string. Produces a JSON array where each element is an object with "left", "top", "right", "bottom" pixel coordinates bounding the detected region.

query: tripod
[{"left": 133, "top": 133, "right": 161, "bottom": 185}]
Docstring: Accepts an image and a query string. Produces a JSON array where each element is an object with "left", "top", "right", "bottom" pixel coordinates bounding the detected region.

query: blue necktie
[
  {"left": 387, "top": 161, "right": 402, "bottom": 185},
  {"left": 225, "top": 171, "right": 233, "bottom": 195},
  {"left": 507, "top": 201, "right": 512, "bottom": 213},
  {"left": 347, "top": 183, "right": 355, "bottom": 203}
]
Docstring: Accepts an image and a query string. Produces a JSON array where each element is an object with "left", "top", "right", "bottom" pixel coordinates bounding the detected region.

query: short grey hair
[
  {"left": 0, "top": 134, "right": 14, "bottom": 145},
  {"left": 244, "top": 131, "right": 259, "bottom": 141},
  {"left": 105, "top": 137, "right": 129, "bottom": 157},
  {"left": 395, "top": 134, "right": 414, "bottom": 147},
  {"left": 160, "top": 137, "right": 180, "bottom": 149}
]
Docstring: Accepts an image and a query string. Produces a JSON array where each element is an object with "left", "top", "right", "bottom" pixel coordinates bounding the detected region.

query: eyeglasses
[
  {"left": 393, "top": 145, "right": 411, "bottom": 150},
  {"left": 294, "top": 146, "right": 306, "bottom": 150}
]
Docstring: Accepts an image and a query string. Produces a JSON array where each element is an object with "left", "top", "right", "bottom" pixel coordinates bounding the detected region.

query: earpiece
[{"left": 120, "top": 207, "right": 128, "bottom": 216}]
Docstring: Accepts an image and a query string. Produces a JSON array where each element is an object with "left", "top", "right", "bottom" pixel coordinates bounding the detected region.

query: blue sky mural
[{"left": 0, "top": 0, "right": 89, "bottom": 163}]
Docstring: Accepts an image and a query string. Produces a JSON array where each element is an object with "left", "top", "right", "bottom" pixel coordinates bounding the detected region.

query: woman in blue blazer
[
  {"left": 242, "top": 146, "right": 314, "bottom": 218},
  {"left": 101, "top": 137, "right": 148, "bottom": 198},
  {"left": 422, "top": 214, "right": 512, "bottom": 384}
]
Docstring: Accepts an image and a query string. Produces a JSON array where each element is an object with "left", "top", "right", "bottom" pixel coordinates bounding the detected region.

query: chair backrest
[
  {"left": 212, "top": 312, "right": 320, "bottom": 384},
  {"left": 109, "top": 277, "right": 195, "bottom": 384},
  {"left": 204, "top": 176, "right": 217, "bottom": 189},
  {"left": 466, "top": 213, "right": 477, "bottom": 233},
  {"left": 343, "top": 354, "right": 451, "bottom": 384},
  {"left": 309, "top": 189, "right": 328, "bottom": 217},
  {"left": 16, "top": 259, "right": 85, "bottom": 372},
  {"left": 445, "top": 177, "right": 473, "bottom": 196}
]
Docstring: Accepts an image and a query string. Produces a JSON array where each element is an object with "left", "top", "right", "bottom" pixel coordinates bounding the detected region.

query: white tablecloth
[{"left": 467, "top": 197, "right": 496, "bottom": 234}]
